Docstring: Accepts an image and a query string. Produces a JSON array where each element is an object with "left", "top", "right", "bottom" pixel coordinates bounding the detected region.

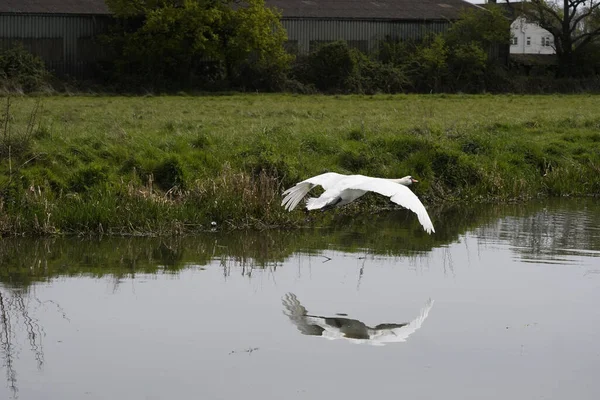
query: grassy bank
[{"left": 1, "top": 94, "right": 599, "bottom": 236}]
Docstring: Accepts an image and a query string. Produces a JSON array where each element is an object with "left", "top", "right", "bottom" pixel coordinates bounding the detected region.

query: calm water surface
[{"left": 1, "top": 199, "right": 599, "bottom": 400}]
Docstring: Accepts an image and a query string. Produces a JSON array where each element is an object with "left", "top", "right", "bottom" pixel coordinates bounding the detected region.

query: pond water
[{"left": 1, "top": 198, "right": 599, "bottom": 400}]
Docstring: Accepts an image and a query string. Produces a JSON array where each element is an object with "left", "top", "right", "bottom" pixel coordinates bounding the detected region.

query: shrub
[
  {"left": 305, "top": 41, "right": 357, "bottom": 91},
  {"left": 0, "top": 44, "right": 51, "bottom": 92},
  {"left": 349, "top": 53, "right": 408, "bottom": 93},
  {"left": 293, "top": 41, "right": 408, "bottom": 94}
]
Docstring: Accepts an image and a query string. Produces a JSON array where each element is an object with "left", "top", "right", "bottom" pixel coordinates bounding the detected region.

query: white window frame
[{"left": 526, "top": 37, "right": 531, "bottom": 46}]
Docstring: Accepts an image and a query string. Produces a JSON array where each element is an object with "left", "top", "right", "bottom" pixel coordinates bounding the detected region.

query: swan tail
[{"left": 306, "top": 197, "right": 329, "bottom": 210}]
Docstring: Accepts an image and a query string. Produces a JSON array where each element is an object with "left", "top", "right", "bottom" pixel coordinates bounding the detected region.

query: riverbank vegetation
[{"left": 0, "top": 94, "right": 599, "bottom": 236}]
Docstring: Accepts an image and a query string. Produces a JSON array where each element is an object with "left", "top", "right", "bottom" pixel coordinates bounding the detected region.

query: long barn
[
  {"left": 272, "top": 0, "right": 479, "bottom": 55},
  {"left": 0, "top": 0, "right": 112, "bottom": 79},
  {"left": 0, "top": 0, "right": 479, "bottom": 79}
]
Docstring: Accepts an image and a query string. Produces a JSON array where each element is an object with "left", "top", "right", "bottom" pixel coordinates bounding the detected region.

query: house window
[
  {"left": 526, "top": 37, "right": 531, "bottom": 46},
  {"left": 511, "top": 36, "right": 518, "bottom": 46},
  {"left": 542, "top": 36, "right": 552, "bottom": 46}
]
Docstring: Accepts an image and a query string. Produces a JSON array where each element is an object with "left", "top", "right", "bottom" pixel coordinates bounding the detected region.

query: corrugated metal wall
[
  {"left": 0, "top": 14, "right": 453, "bottom": 79},
  {"left": 0, "top": 13, "right": 112, "bottom": 79},
  {"left": 282, "top": 19, "right": 451, "bottom": 55}
]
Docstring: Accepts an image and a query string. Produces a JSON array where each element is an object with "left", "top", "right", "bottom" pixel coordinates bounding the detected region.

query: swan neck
[{"left": 389, "top": 178, "right": 410, "bottom": 186}]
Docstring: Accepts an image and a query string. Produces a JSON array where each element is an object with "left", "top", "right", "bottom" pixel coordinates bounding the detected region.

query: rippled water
[{"left": 1, "top": 198, "right": 599, "bottom": 400}]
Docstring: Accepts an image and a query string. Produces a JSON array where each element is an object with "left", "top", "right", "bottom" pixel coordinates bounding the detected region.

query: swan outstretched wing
[
  {"left": 281, "top": 172, "right": 346, "bottom": 211},
  {"left": 345, "top": 177, "right": 435, "bottom": 234}
]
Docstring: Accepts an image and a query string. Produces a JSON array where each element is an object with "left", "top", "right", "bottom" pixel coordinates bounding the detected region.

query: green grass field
[{"left": 1, "top": 93, "right": 599, "bottom": 235}]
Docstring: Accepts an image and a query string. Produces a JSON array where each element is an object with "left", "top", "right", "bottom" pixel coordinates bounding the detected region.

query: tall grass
[{"left": 1, "top": 93, "right": 599, "bottom": 236}]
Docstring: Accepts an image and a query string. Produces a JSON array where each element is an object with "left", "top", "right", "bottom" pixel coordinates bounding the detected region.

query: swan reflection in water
[{"left": 282, "top": 293, "right": 433, "bottom": 346}]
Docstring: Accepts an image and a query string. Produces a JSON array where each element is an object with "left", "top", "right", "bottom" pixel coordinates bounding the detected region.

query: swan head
[{"left": 395, "top": 176, "right": 418, "bottom": 186}]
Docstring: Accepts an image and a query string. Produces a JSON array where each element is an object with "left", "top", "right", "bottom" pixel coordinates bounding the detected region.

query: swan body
[
  {"left": 281, "top": 172, "right": 435, "bottom": 234},
  {"left": 282, "top": 293, "right": 434, "bottom": 346}
]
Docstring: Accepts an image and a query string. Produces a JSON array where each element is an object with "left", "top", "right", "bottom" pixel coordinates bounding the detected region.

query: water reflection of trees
[
  {"left": 475, "top": 198, "right": 600, "bottom": 263},
  {"left": 0, "top": 206, "right": 491, "bottom": 286},
  {"left": 1, "top": 198, "right": 598, "bottom": 287}
]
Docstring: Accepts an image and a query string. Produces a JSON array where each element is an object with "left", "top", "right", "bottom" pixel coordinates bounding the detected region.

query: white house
[
  {"left": 478, "top": 1, "right": 555, "bottom": 55},
  {"left": 510, "top": 16, "right": 555, "bottom": 54}
]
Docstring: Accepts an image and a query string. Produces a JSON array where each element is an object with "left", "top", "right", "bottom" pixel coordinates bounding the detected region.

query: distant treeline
[{"left": 2, "top": 2, "right": 600, "bottom": 94}]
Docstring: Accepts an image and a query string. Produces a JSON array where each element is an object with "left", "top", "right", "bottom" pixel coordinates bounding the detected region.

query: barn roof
[
  {"left": 0, "top": 0, "right": 480, "bottom": 19},
  {"left": 268, "top": 0, "right": 480, "bottom": 20},
  {"left": 0, "top": 0, "right": 110, "bottom": 15}
]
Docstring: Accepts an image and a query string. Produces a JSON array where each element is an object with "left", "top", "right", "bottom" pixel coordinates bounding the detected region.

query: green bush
[
  {"left": 293, "top": 41, "right": 408, "bottom": 94},
  {"left": 0, "top": 44, "right": 50, "bottom": 92},
  {"left": 306, "top": 41, "right": 357, "bottom": 91},
  {"left": 348, "top": 52, "right": 408, "bottom": 93}
]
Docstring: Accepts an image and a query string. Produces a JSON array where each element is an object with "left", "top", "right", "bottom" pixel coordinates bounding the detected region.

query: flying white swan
[
  {"left": 281, "top": 172, "right": 435, "bottom": 234},
  {"left": 282, "top": 293, "right": 434, "bottom": 346}
]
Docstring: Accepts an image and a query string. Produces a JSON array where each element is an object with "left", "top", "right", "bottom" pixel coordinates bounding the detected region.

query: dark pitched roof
[
  {"left": 476, "top": 1, "right": 529, "bottom": 21},
  {"left": 0, "top": 0, "right": 110, "bottom": 15},
  {"left": 0, "top": 0, "right": 479, "bottom": 19},
  {"left": 267, "top": 0, "right": 481, "bottom": 20}
]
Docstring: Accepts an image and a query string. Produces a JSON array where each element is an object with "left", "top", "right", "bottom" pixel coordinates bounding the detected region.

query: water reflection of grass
[
  {"left": 0, "top": 285, "right": 48, "bottom": 399},
  {"left": 2, "top": 198, "right": 597, "bottom": 287}
]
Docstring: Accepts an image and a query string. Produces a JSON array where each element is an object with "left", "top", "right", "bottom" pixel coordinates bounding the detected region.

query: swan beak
[{"left": 411, "top": 178, "right": 419, "bottom": 183}]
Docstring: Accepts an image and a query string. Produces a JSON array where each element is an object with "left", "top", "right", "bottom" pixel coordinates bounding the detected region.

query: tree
[
  {"left": 507, "top": 0, "right": 600, "bottom": 77},
  {"left": 410, "top": 35, "right": 449, "bottom": 92},
  {"left": 216, "top": 0, "right": 291, "bottom": 84},
  {"left": 104, "top": 0, "right": 291, "bottom": 88},
  {"left": 445, "top": 4, "right": 512, "bottom": 48},
  {"left": 444, "top": 5, "right": 511, "bottom": 90}
]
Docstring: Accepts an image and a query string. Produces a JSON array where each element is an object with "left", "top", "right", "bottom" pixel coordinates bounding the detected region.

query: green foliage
[
  {"left": 0, "top": 44, "right": 50, "bottom": 92},
  {"left": 305, "top": 41, "right": 357, "bottom": 91},
  {"left": 447, "top": 42, "right": 488, "bottom": 91},
  {"left": 220, "top": 0, "right": 292, "bottom": 83},
  {"left": 377, "top": 38, "right": 414, "bottom": 66},
  {"left": 104, "top": 0, "right": 291, "bottom": 90},
  {"left": 443, "top": 5, "right": 509, "bottom": 91},
  {"left": 360, "top": 6, "right": 511, "bottom": 93},
  {"left": 445, "top": 5, "right": 511, "bottom": 48},
  {"left": 348, "top": 51, "right": 408, "bottom": 94},
  {"left": 295, "top": 41, "right": 407, "bottom": 93},
  {"left": 409, "top": 35, "right": 449, "bottom": 92}
]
